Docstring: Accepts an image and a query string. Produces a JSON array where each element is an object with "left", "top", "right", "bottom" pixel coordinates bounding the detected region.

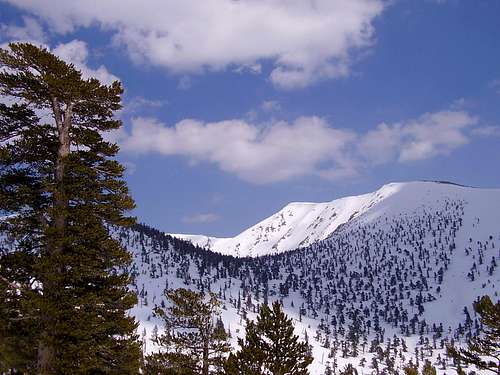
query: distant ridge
[
  {"left": 420, "top": 179, "right": 474, "bottom": 188},
  {"left": 170, "top": 181, "right": 499, "bottom": 257}
]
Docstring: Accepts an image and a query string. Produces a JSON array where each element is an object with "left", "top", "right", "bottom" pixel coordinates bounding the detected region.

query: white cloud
[
  {"left": 7, "top": 0, "right": 385, "bottom": 89},
  {"left": 182, "top": 213, "right": 220, "bottom": 224},
  {"left": 114, "top": 108, "right": 480, "bottom": 184},
  {"left": 120, "top": 96, "right": 167, "bottom": 116},
  {"left": 358, "top": 123, "right": 402, "bottom": 165},
  {"left": 119, "top": 116, "right": 356, "bottom": 184},
  {"left": 53, "top": 40, "right": 119, "bottom": 85},
  {"left": 399, "top": 111, "right": 476, "bottom": 161},
  {"left": 360, "top": 111, "right": 477, "bottom": 163}
]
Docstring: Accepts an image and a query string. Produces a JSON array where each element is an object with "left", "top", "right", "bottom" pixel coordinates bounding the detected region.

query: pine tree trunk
[
  {"left": 202, "top": 338, "right": 209, "bottom": 375},
  {"left": 53, "top": 98, "right": 71, "bottom": 233},
  {"left": 37, "top": 98, "right": 72, "bottom": 375},
  {"left": 37, "top": 344, "right": 54, "bottom": 375}
]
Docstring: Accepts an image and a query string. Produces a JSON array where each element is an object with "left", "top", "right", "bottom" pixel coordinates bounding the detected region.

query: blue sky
[{"left": 1, "top": 0, "right": 499, "bottom": 237}]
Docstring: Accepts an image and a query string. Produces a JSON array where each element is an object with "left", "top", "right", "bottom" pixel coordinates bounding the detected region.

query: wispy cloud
[
  {"left": 471, "top": 125, "right": 500, "bottom": 137},
  {"left": 182, "top": 213, "right": 220, "bottom": 224},
  {"left": 121, "top": 96, "right": 167, "bottom": 116},
  {"left": 122, "top": 161, "right": 137, "bottom": 175},
  {"left": 489, "top": 79, "right": 500, "bottom": 95},
  {"left": 261, "top": 100, "right": 281, "bottom": 113},
  {"left": 177, "top": 76, "right": 192, "bottom": 91}
]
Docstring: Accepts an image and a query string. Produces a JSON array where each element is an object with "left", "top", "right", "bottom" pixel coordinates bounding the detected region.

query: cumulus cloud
[
  {"left": 118, "top": 116, "right": 356, "bottom": 184},
  {"left": 52, "top": 40, "right": 119, "bottom": 85},
  {"left": 360, "top": 111, "right": 477, "bottom": 163},
  {"left": 6, "top": 0, "right": 385, "bottom": 89},
  {"left": 182, "top": 213, "right": 220, "bottom": 224},
  {"left": 114, "top": 108, "right": 481, "bottom": 184}
]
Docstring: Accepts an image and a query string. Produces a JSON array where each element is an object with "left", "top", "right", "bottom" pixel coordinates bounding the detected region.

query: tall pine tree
[
  {"left": 224, "top": 301, "right": 313, "bottom": 375},
  {"left": 0, "top": 43, "right": 141, "bottom": 374}
]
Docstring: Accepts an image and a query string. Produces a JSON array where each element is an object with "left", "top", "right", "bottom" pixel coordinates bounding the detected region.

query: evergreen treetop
[{"left": 225, "top": 301, "right": 313, "bottom": 375}]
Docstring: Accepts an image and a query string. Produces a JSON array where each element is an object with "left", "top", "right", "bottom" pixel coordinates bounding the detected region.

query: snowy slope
[
  {"left": 124, "top": 180, "right": 499, "bottom": 374},
  {"left": 171, "top": 181, "right": 494, "bottom": 258},
  {"left": 321, "top": 181, "right": 500, "bottom": 323},
  {"left": 171, "top": 182, "right": 403, "bottom": 257}
]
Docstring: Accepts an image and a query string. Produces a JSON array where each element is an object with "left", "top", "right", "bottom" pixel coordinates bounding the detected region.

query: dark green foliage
[
  {"left": 145, "top": 288, "right": 230, "bottom": 375},
  {"left": 421, "top": 360, "right": 437, "bottom": 375},
  {"left": 448, "top": 295, "right": 499, "bottom": 374},
  {"left": 0, "top": 42, "right": 140, "bottom": 374},
  {"left": 144, "top": 353, "right": 196, "bottom": 375},
  {"left": 402, "top": 360, "right": 437, "bottom": 375},
  {"left": 338, "top": 363, "right": 358, "bottom": 375},
  {"left": 403, "top": 363, "right": 419, "bottom": 375},
  {"left": 224, "top": 301, "right": 313, "bottom": 375}
]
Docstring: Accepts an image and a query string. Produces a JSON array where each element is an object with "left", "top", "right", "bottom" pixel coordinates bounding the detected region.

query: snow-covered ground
[
  {"left": 124, "top": 181, "right": 499, "bottom": 374},
  {"left": 170, "top": 182, "right": 402, "bottom": 257},
  {"left": 171, "top": 181, "right": 492, "bottom": 258}
]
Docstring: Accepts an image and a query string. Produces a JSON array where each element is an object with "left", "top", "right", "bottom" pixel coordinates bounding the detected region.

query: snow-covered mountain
[
  {"left": 171, "top": 182, "right": 403, "bottom": 257},
  {"left": 126, "top": 180, "right": 499, "bottom": 374},
  {"left": 171, "top": 181, "right": 488, "bottom": 258}
]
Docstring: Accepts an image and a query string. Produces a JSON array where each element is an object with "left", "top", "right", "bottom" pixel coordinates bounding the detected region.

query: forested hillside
[{"left": 121, "top": 181, "right": 500, "bottom": 374}]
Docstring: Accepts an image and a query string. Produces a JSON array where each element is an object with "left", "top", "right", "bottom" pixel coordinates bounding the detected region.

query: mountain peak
[{"left": 170, "top": 181, "right": 498, "bottom": 257}]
